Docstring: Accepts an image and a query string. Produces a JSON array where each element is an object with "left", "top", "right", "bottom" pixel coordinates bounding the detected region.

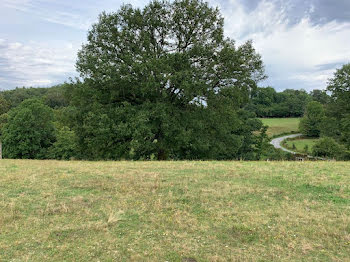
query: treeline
[
  {"left": 0, "top": 85, "right": 73, "bottom": 160},
  {"left": 245, "top": 87, "right": 330, "bottom": 118},
  {"left": 0, "top": 66, "right": 348, "bottom": 160},
  {"left": 298, "top": 64, "right": 350, "bottom": 160},
  {"left": 0, "top": 85, "right": 68, "bottom": 110},
  {"left": 0, "top": 83, "right": 281, "bottom": 161}
]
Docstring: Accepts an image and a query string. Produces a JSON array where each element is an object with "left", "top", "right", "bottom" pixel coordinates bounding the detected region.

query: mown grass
[
  {"left": 284, "top": 137, "right": 319, "bottom": 154},
  {"left": 1, "top": 160, "right": 350, "bottom": 261},
  {"left": 260, "top": 118, "right": 300, "bottom": 137}
]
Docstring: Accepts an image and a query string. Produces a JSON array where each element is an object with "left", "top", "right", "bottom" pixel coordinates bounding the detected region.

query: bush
[
  {"left": 260, "top": 144, "right": 294, "bottom": 161},
  {"left": 299, "top": 101, "right": 325, "bottom": 137},
  {"left": 0, "top": 113, "right": 8, "bottom": 137},
  {"left": 2, "top": 99, "right": 55, "bottom": 159},
  {"left": 0, "top": 95, "right": 10, "bottom": 115},
  {"left": 49, "top": 126, "right": 78, "bottom": 160},
  {"left": 312, "top": 137, "right": 348, "bottom": 160}
]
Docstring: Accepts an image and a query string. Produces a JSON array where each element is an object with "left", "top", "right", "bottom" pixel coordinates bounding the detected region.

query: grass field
[
  {"left": 260, "top": 118, "right": 300, "bottom": 137},
  {"left": 1, "top": 160, "right": 350, "bottom": 261},
  {"left": 284, "top": 137, "right": 319, "bottom": 154}
]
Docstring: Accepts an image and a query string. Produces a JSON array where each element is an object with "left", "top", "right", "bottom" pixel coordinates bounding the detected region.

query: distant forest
[
  {"left": 0, "top": 85, "right": 329, "bottom": 117},
  {"left": 246, "top": 87, "right": 330, "bottom": 118},
  {"left": 0, "top": 82, "right": 346, "bottom": 161}
]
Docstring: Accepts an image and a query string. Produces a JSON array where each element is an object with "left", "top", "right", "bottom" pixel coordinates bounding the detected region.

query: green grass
[
  {"left": 1, "top": 160, "right": 350, "bottom": 261},
  {"left": 284, "top": 137, "right": 319, "bottom": 154},
  {"left": 260, "top": 118, "right": 300, "bottom": 137}
]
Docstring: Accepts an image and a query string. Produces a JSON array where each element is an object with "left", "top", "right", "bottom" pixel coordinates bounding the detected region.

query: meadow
[
  {"left": 283, "top": 137, "right": 319, "bottom": 154},
  {"left": 260, "top": 118, "right": 300, "bottom": 137},
  {"left": 1, "top": 160, "right": 349, "bottom": 261}
]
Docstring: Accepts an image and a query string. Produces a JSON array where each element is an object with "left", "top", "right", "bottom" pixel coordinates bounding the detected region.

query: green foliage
[
  {"left": 2, "top": 99, "right": 55, "bottom": 159},
  {"left": 320, "top": 117, "right": 341, "bottom": 138},
  {"left": 72, "top": 0, "right": 267, "bottom": 160},
  {"left": 326, "top": 63, "right": 350, "bottom": 119},
  {"left": 312, "top": 137, "right": 348, "bottom": 160},
  {"left": 254, "top": 125, "right": 269, "bottom": 160},
  {"left": 44, "top": 85, "right": 69, "bottom": 109},
  {"left": 246, "top": 88, "right": 312, "bottom": 117},
  {"left": 299, "top": 101, "right": 325, "bottom": 137},
  {"left": 310, "top": 89, "right": 330, "bottom": 104},
  {"left": 340, "top": 115, "right": 350, "bottom": 149},
  {"left": 0, "top": 85, "right": 68, "bottom": 110},
  {"left": 49, "top": 126, "right": 78, "bottom": 160},
  {"left": 318, "top": 63, "right": 350, "bottom": 150},
  {"left": 0, "top": 113, "right": 8, "bottom": 137},
  {"left": 0, "top": 95, "right": 10, "bottom": 115},
  {"left": 260, "top": 145, "right": 294, "bottom": 160},
  {"left": 1, "top": 87, "right": 48, "bottom": 108}
]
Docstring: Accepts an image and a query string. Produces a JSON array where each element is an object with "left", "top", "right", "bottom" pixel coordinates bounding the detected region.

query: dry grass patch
[{"left": 0, "top": 160, "right": 349, "bottom": 261}]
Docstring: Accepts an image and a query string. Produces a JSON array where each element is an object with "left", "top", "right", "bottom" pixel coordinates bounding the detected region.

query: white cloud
[
  {"left": 0, "top": 39, "right": 78, "bottom": 89},
  {"left": 215, "top": 0, "right": 350, "bottom": 91}
]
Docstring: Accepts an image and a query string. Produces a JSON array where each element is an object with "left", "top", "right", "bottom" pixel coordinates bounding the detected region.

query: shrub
[
  {"left": 0, "top": 95, "right": 10, "bottom": 115},
  {"left": 299, "top": 101, "right": 325, "bottom": 137},
  {"left": 2, "top": 99, "right": 55, "bottom": 159},
  {"left": 312, "top": 137, "right": 348, "bottom": 160},
  {"left": 49, "top": 126, "right": 78, "bottom": 160}
]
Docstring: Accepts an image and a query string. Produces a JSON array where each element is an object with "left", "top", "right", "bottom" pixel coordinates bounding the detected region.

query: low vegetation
[
  {"left": 260, "top": 118, "right": 300, "bottom": 137},
  {"left": 283, "top": 137, "right": 319, "bottom": 154},
  {"left": 313, "top": 137, "right": 349, "bottom": 160},
  {"left": 1, "top": 160, "right": 349, "bottom": 261}
]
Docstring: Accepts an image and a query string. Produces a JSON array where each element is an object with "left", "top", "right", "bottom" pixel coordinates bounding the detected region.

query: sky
[{"left": 0, "top": 0, "right": 349, "bottom": 91}]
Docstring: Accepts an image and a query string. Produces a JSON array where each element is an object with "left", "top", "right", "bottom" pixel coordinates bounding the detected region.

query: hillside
[
  {"left": 1, "top": 160, "right": 349, "bottom": 261},
  {"left": 260, "top": 118, "right": 300, "bottom": 137}
]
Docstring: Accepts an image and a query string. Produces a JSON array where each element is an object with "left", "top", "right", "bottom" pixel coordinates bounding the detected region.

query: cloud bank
[
  {"left": 0, "top": 39, "right": 77, "bottom": 88},
  {"left": 0, "top": 0, "right": 349, "bottom": 91},
  {"left": 217, "top": 0, "right": 350, "bottom": 91}
]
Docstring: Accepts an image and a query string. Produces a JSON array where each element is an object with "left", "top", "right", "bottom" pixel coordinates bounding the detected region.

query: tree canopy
[
  {"left": 76, "top": 0, "right": 266, "bottom": 106},
  {"left": 246, "top": 88, "right": 315, "bottom": 118},
  {"left": 0, "top": 95, "right": 10, "bottom": 115},
  {"left": 320, "top": 63, "right": 350, "bottom": 150},
  {"left": 71, "top": 0, "right": 267, "bottom": 160},
  {"left": 299, "top": 101, "right": 325, "bottom": 137},
  {"left": 2, "top": 99, "right": 55, "bottom": 159}
]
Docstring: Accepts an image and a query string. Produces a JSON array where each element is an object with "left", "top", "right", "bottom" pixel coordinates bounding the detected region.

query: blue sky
[{"left": 0, "top": 0, "right": 349, "bottom": 91}]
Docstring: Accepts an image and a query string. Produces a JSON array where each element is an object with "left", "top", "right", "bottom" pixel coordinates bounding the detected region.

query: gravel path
[{"left": 270, "top": 133, "right": 302, "bottom": 154}]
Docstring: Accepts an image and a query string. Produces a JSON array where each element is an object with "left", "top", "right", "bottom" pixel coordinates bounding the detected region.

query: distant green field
[
  {"left": 1, "top": 160, "right": 350, "bottom": 261},
  {"left": 284, "top": 137, "right": 319, "bottom": 154},
  {"left": 260, "top": 118, "right": 300, "bottom": 137}
]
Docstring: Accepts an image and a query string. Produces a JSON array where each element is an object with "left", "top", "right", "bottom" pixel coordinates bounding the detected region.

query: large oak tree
[{"left": 72, "top": 0, "right": 267, "bottom": 160}]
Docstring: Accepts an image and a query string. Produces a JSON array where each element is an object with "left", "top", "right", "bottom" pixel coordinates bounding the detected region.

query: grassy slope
[
  {"left": 284, "top": 137, "right": 319, "bottom": 154},
  {"left": 260, "top": 118, "right": 300, "bottom": 137},
  {"left": 1, "top": 160, "right": 350, "bottom": 261}
]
